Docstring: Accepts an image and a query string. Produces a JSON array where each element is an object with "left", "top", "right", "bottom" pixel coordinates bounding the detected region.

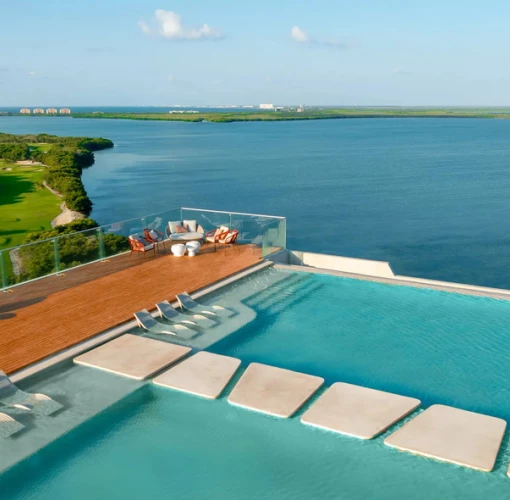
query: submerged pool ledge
[{"left": 270, "top": 249, "right": 510, "bottom": 301}]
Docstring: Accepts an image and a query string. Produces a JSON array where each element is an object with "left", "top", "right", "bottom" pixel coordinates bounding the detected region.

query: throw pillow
[
  {"left": 175, "top": 225, "right": 188, "bottom": 234},
  {"left": 168, "top": 220, "right": 182, "bottom": 234},
  {"left": 183, "top": 219, "right": 197, "bottom": 232}
]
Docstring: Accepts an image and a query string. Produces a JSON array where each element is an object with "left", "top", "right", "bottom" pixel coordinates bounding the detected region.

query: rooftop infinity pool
[{"left": 2, "top": 268, "right": 510, "bottom": 498}]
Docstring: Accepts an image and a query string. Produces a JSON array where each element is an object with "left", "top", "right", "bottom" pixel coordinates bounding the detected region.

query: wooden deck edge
[{"left": 10, "top": 260, "right": 272, "bottom": 383}]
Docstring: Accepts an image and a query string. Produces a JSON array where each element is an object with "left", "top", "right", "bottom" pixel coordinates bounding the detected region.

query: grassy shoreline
[{"left": 9, "top": 108, "right": 510, "bottom": 123}]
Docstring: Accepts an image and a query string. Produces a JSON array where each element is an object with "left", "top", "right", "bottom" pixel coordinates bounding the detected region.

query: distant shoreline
[{"left": 4, "top": 108, "right": 510, "bottom": 123}]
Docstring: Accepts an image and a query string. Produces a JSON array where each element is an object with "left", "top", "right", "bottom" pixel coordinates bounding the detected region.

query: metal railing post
[
  {"left": 97, "top": 227, "right": 106, "bottom": 260},
  {"left": 0, "top": 250, "right": 7, "bottom": 290},
  {"left": 53, "top": 238, "right": 61, "bottom": 274}
]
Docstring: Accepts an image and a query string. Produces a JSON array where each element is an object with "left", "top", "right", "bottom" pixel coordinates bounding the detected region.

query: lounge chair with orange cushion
[
  {"left": 128, "top": 234, "right": 155, "bottom": 256},
  {"left": 143, "top": 228, "right": 166, "bottom": 252},
  {"left": 217, "top": 229, "right": 239, "bottom": 250},
  {"left": 205, "top": 226, "right": 230, "bottom": 248}
]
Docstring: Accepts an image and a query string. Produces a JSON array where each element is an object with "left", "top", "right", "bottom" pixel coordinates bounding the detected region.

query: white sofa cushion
[{"left": 183, "top": 219, "right": 197, "bottom": 232}]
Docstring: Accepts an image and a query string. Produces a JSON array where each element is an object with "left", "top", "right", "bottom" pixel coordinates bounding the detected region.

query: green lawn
[{"left": 0, "top": 160, "right": 61, "bottom": 251}]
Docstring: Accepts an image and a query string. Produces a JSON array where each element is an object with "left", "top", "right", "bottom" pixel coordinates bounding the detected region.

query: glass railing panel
[
  {"left": 55, "top": 228, "right": 103, "bottom": 270},
  {"left": 102, "top": 217, "right": 145, "bottom": 239},
  {"left": 142, "top": 209, "right": 182, "bottom": 239},
  {"left": 15, "top": 239, "right": 58, "bottom": 283},
  {"left": 230, "top": 214, "right": 267, "bottom": 247},
  {"left": 262, "top": 218, "right": 287, "bottom": 257},
  {"left": 180, "top": 208, "right": 231, "bottom": 234}
]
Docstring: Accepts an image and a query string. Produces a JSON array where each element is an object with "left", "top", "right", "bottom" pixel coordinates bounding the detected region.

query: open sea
[{"left": 1, "top": 115, "right": 510, "bottom": 288}]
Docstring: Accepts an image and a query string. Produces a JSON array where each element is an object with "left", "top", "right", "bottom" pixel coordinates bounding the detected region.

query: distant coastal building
[
  {"left": 20, "top": 108, "right": 31, "bottom": 114},
  {"left": 297, "top": 105, "right": 304, "bottom": 113},
  {"left": 275, "top": 106, "right": 284, "bottom": 112},
  {"left": 33, "top": 108, "right": 45, "bottom": 114},
  {"left": 59, "top": 108, "right": 71, "bottom": 114},
  {"left": 259, "top": 103, "right": 274, "bottom": 110},
  {"left": 46, "top": 108, "right": 58, "bottom": 114}
]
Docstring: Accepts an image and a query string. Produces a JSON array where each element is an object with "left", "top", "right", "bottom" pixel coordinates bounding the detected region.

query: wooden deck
[{"left": 0, "top": 244, "right": 263, "bottom": 374}]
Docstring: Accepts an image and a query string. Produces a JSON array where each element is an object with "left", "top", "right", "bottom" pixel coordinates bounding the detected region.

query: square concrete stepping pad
[
  {"left": 74, "top": 334, "right": 191, "bottom": 380},
  {"left": 385, "top": 404, "right": 506, "bottom": 471},
  {"left": 301, "top": 382, "right": 420, "bottom": 439},
  {"left": 153, "top": 352, "right": 241, "bottom": 399},
  {"left": 228, "top": 362, "right": 324, "bottom": 418}
]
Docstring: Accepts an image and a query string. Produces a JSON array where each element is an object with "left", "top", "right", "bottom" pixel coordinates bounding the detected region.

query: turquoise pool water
[
  {"left": 1, "top": 386, "right": 509, "bottom": 500},
  {"left": 3, "top": 269, "right": 510, "bottom": 498},
  {"left": 211, "top": 270, "right": 510, "bottom": 421}
]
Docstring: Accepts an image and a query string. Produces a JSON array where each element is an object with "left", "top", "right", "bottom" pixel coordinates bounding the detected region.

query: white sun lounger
[
  {"left": 134, "top": 310, "right": 197, "bottom": 340},
  {"left": 0, "top": 371, "right": 63, "bottom": 416},
  {"left": 176, "top": 292, "right": 234, "bottom": 317},
  {"left": 0, "top": 412, "right": 24, "bottom": 438},
  {"left": 155, "top": 300, "right": 217, "bottom": 328}
]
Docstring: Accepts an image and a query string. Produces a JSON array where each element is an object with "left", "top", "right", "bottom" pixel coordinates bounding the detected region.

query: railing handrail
[{"left": 181, "top": 207, "right": 286, "bottom": 220}]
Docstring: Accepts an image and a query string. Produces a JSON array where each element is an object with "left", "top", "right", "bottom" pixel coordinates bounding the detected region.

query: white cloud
[
  {"left": 291, "top": 26, "right": 310, "bottom": 43},
  {"left": 139, "top": 10, "right": 222, "bottom": 40},
  {"left": 393, "top": 67, "right": 412, "bottom": 76},
  {"left": 138, "top": 20, "right": 151, "bottom": 34},
  {"left": 291, "top": 26, "right": 352, "bottom": 50}
]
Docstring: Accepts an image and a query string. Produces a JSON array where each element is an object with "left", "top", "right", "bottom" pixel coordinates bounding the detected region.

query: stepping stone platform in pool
[
  {"left": 153, "top": 352, "right": 241, "bottom": 399},
  {"left": 385, "top": 404, "right": 506, "bottom": 472},
  {"left": 74, "top": 334, "right": 191, "bottom": 380},
  {"left": 301, "top": 382, "right": 420, "bottom": 439},
  {"left": 228, "top": 362, "right": 324, "bottom": 418}
]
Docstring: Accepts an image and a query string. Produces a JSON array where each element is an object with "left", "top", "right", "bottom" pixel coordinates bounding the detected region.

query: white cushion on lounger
[
  {"left": 220, "top": 225, "right": 229, "bottom": 233},
  {"left": 144, "top": 243, "right": 154, "bottom": 250},
  {"left": 148, "top": 230, "right": 162, "bottom": 241}
]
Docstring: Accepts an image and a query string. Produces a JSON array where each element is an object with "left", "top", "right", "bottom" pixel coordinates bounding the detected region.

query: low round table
[{"left": 169, "top": 232, "right": 204, "bottom": 242}]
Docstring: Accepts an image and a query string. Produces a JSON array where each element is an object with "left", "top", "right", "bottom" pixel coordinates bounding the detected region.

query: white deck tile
[
  {"left": 74, "top": 334, "right": 191, "bottom": 380},
  {"left": 228, "top": 362, "right": 324, "bottom": 418},
  {"left": 153, "top": 352, "right": 241, "bottom": 399},
  {"left": 385, "top": 404, "right": 506, "bottom": 471},
  {"left": 301, "top": 382, "right": 420, "bottom": 439}
]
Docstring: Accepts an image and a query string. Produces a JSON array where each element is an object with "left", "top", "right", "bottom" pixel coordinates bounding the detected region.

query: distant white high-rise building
[
  {"left": 20, "top": 108, "right": 31, "bottom": 114},
  {"left": 259, "top": 103, "right": 275, "bottom": 110}
]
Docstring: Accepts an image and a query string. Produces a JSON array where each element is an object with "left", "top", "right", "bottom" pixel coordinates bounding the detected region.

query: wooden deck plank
[{"left": 0, "top": 244, "right": 262, "bottom": 374}]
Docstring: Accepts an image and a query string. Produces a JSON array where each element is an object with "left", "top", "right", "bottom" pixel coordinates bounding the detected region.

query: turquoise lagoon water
[
  {"left": 2, "top": 116, "right": 510, "bottom": 288},
  {"left": 211, "top": 270, "right": 510, "bottom": 421},
  {"left": 3, "top": 270, "right": 510, "bottom": 498},
  {"left": 1, "top": 385, "right": 510, "bottom": 500}
]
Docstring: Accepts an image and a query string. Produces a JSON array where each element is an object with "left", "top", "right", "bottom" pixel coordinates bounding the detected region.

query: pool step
[
  {"left": 244, "top": 273, "right": 311, "bottom": 308},
  {"left": 261, "top": 281, "right": 324, "bottom": 316}
]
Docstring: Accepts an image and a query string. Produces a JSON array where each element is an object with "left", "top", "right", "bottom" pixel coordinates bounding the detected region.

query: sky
[{"left": 1, "top": 0, "right": 510, "bottom": 106}]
